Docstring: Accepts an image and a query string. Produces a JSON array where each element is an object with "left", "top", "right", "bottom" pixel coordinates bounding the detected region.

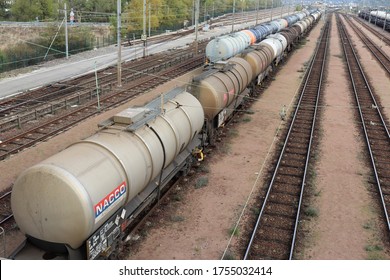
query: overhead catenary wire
[
  {"left": 0, "top": 6, "right": 305, "bottom": 71},
  {"left": 3, "top": 12, "right": 387, "bottom": 120}
]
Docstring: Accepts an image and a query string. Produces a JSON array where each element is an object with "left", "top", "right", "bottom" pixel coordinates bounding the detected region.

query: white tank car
[{"left": 11, "top": 89, "right": 204, "bottom": 251}]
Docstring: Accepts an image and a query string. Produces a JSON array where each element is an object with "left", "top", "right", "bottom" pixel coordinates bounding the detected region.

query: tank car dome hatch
[{"left": 11, "top": 89, "right": 204, "bottom": 251}]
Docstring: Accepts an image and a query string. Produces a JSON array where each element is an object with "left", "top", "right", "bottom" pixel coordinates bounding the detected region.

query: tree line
[
  {"left": 0, "top": 0, "right": 286, "bottom": 73},
  {"left": 1, "top": 0, "right": 283, "bottom": 28}
]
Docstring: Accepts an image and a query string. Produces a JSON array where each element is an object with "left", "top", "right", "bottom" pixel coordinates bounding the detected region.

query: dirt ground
[
  {"left": 299, "top": 14, "right": 390, "bottom": 260},
  {"left": 2, "top": 13, "right": 390, "bottom": 260}
]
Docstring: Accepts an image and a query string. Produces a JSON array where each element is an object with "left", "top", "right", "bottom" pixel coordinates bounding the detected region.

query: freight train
[
  {"left": 358, "top": 10, "right": 390, "bottom": 30},
  {"left": 205, "top": 9, "right": 321, "bottom": 63},
  {"left": 10, "top": 9, "right": 322, "bottom": 260}
]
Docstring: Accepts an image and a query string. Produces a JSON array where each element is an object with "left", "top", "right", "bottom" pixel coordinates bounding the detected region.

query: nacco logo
[{"left": 94, "top": 182, "right": 126, "bottom": 219}]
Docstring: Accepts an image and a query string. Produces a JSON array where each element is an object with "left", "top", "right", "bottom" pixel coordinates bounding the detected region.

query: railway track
[
  {"left": 337, "top": 14, "right": 390, "bottom": 233},
  {"left": 0, "top": 190, "right": 13, "bottom": 228},
  {"left": 0, "top": 7, "right": 295, "bottom": 134},
  {"left": 0, "top": 45, "right": 205, "bottom": 133},
  {"left": 343, "top": 15, "right": 390, "bottom": 75},
  {"left": 243, "top": 17, "right": 330, "bottom": 260},
  {"left": 355, "top": 15, "right": 390, "bottom": 46},
  {"left": 120, "top": 7, "right": 292, "bottom": 48},
  {"left": 0, "top": 53, "right": 205, "bottom": 161}
]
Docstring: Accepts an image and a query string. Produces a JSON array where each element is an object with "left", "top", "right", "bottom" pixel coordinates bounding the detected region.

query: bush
[
  {"left": 304, "top": 207, "right": 318, "bottom": 217},
  {"left": 0, "top": 26, "right": 100, "bottom": 73}
]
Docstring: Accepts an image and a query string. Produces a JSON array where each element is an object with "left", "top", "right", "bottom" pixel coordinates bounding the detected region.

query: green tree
[
  {"left": 164, "top": 0, "right": 192, "bottom": 26},
  {"left": 11, "top": 0, "right": 57, "bottom": 21},
  {"left": 0, "top": 0, "right": 11, "bottom": 20},
  {"left": 125, "top": 0, "right": 165, "bottom": 33},
  {"left": 66, "top": 0, "right": 117, "bottom": 22}
]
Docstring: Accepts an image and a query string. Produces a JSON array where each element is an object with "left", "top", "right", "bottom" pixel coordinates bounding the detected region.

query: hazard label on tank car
[{"left": 94, "top": 181, "right": 127, "bottom": 222}]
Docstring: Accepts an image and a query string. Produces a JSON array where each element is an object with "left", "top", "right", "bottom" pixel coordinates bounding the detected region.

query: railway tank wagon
[
  {"left": 205, "top": 9, "right": 320, "bottom": 63},
  {"left": 11, "top": 88, "right": 204, "bottom": 259},
  {"left": 359, "top": 10, "right": 390, "bottom": 30},
  {"left": 238, "top": 11, "right": 321, "bottom": 86},
  {"left": 10, "top": 9, "right": 322, "bottom": 260},
  {"left": 189, "top": 57, "right": 253, "bottom": 143}
]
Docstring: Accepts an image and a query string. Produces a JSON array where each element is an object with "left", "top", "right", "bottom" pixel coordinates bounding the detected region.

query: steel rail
[
  {"left": 0, "top": 191, "right": 11, "bottom": 200},
  {"left": 244, "top": 18, "right": 330, "bottom": 260},
  {"left": 289, "top": 20, "right": 330, "bottom": 260},
  {"left": 0, "top": 55, "right": 204, "bottom": 161},
  {"left": 343, "top": 15, "right": 390, "bottom": 75},
  {"left": 354, "top": 15, "right": 390, "bottom": 46},
  {"left": 0, "top": 214, "right": 13, "bottom": 227},
  {"left": 337, "top": 14, "right": 390, "bottom": 232},
  {"left": 0, "top": 191, "right": 13, "bottom": 227},
  {"left": 0, "top": 48, "right": 199, "bottom": 123}
]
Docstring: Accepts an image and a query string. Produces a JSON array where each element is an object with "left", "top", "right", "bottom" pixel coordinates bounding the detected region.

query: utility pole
[
  {"left": 149, "top": 2, "right": 151, "bottom": 37},
  {"left": 232, "top": 0, "right": 236, "bottom": 32},
  {"left": 375, "top": 9, "right": 378, "bottom": 26},
  {"left": 64, "top": 3, "right": 69, "bottom": 59},
  {"left": 288, "top": 0, "right": 291, "bottom": 15},
  {"left": 117, "top": 0, "right": 122, "bottom": 87},
  {"left": 95, "top": 61, "right": 101, "bottom": 111},
  {"left": 204, "top": 3, "right": 207, "bottom": 22},
  {"left": 192, "top": 0, "right": 195, "bottom": 26},
  {"left": 241, "top": 1, "right": 244, "bottom": 23},
  {"left": 142, "top": 0, "right": 147, "bottom": 58},
  {"left": 280, "top": 1, "right": 283, "bottom": 18},
  {"left": 195, "top": 0, "right": 200, "bottom": 54}
]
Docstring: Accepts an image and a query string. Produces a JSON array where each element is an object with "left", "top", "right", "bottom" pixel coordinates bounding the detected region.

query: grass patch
[
  {"left": 296, "top": 38, "right": 307, "bottom": 49},
  {"left": 365, "top": 244, "right": 383, "bottom": 252},
  {"left": 304, "top": 207, "right": 319, "bottom": 217},
  {"left": 251, "top": 207, "right": 260, "bottom": 215},
  {"left": 365, "top": 244, "right": 386, "bottom": 260},
  {"left": 222, "top": 250, "right": 236, "bottom": 260},
  {"left": 140, "top": 229, "right": 149, "bottom": 237},
  {"left": 228, "top": 226, "right": 240, "bottom": 236},
  {"left": 171, "top": 215, "right": 185, "bottom": 222},
  {"left": 363, "top": 221, "right": 373, "bottom": 230},
  {"left": 367, "top": 252, "right": 386, "bottom": 260},
  {"left": 228, "top": 129, "right": 239, "bottom": 137},
  {"left": 199, "top": 165, "right": 210, "bottom": 173},
  {"left": 245, "top": 109, "right": 255, "bottom": 115},
  {"left": 221, "top": 144, "right": 231, "bottom": 154},
  {"left": 242, "top": 116, "right": 252, "bottom": 123},
  {"left": 314, "top": 190, "right": 322, "bottom": 197},
  {"left": 195, "top": 176, "right": 209, "bottom": 189}
]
